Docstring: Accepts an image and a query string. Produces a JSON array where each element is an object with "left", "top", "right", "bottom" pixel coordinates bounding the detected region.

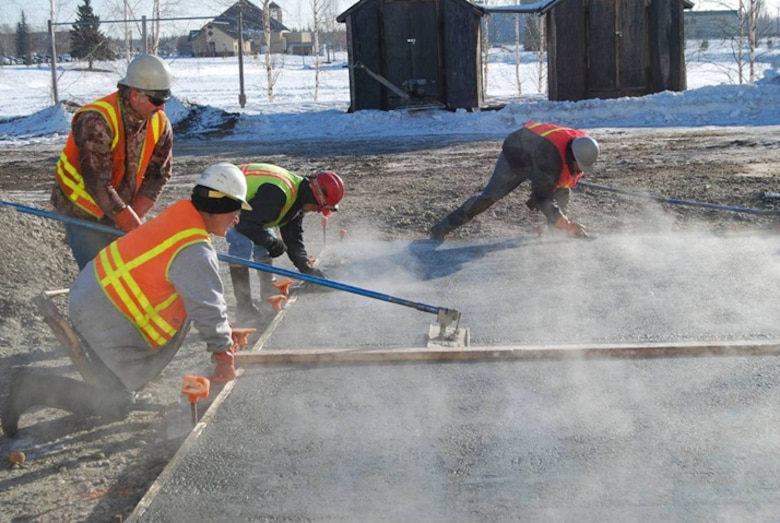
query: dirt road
[{"left": 1, "top": 126, "right": 779, "bottom": 521}]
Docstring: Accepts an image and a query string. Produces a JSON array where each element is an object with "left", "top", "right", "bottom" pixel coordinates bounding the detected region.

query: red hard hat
[{"left": 310, "top": 171, "right": 344, "bottom": 212}]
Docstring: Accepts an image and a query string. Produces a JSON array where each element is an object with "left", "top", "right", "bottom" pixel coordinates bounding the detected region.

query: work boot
[
  {"left": 1, "top": 367, "right": 131, "bottom": 438},
  {"left": 257, "top": 258, "right": 277, "bottom": 300},
  {"left": 229, "top": 265, "right": 263, "bottom": 324}
]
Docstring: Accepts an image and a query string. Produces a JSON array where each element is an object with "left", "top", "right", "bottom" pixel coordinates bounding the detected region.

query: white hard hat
[
  {"left": 571, "top": 136, "right": 600, "bottom": 170},
  {"left": 118, "top": 54, "right": 174, "bottom": 101},
  {"left": 197, "top": 163, "right": 252, "bottom": 210}
]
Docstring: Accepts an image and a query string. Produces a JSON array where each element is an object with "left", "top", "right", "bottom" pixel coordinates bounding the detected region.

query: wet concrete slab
[{"left": 134, "top": 231, "right": 780, "bottom": 521}]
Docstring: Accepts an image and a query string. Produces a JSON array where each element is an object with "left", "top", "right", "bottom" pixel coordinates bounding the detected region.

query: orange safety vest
[
  {"left": 524, "top": 122, "right": 588, "bottom": 189},
  {"left": 93, "top": 200, "right": 210, "bottom": 348},
  {"left": 55, "top": 92, "right": 168, "bottom": 218}
]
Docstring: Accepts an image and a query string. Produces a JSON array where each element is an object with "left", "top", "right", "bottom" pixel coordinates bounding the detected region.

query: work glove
[
  {"left": 554, "top": 216, "right": 588, "bottom": 239},
  {"left": 301, "top": 265, "right": 328, "bottom": 279},
  {"left": 210, "top": 349, "right": 236, "bottom": 384},
  {"left": 130, "top": 195, "right": 155, "bottom": 219},
  {"left": 114, "top": 206, "right": 142, "bottom": 232},
  {"left": 263, "top": 237, "right": 287, "bottom": 258}
]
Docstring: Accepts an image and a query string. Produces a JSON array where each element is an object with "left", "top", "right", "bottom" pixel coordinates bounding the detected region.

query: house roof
[
  {"left": 337, "top": 0, "right": 486, "bottom": 23},
  {"left": 208, "top": 0, "right": 289, "bottom": 40}
]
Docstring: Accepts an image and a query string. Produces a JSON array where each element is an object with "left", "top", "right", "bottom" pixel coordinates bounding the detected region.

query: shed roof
[
  {"left": 337, "top": 0, "right": 486, "bottom": 23},
  {"left": 479, "top": 0, "right": 693, "bottom": 15}
]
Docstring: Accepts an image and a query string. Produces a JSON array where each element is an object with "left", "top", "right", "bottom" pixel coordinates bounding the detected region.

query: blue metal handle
[
  {"left": 578, "top": 181, "right": 780, "bottom": 216},
  {"left": 1, "top": 200, "right": 458, "bottom": 319}
]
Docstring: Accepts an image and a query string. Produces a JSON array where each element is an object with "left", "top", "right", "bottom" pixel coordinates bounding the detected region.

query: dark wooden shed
[
  {"left": 544, "top": 0, "right": 694, "bottom": 101},
  {"left": 336, "top": 0, "right": 487, "bottom": 112}
]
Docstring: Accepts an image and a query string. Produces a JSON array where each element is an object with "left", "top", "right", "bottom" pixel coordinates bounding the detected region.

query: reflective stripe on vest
[
  {"left": 55, "top": 92, "right": 167, "bottom": 218},
  {"left": 94, "top": 200, "right": 209, "bottom": 348},
  {"left": 524, "top": 121, "right": 587, "bottom": 189},
  {"left": 239, "top": 163, "right": 303, "bottom": 228}
]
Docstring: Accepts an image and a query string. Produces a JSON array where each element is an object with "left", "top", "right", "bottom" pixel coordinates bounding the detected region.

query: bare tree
[
  {"left": 481, "top": 12, "right": 491, "bottom": 95},
  {"left": 747, "top": 0, "right": 763, "bottom": 82},
  {"left": 513, "top": 11, "right": 522, "bottom": 96},
  {"left": 262, "top": 0, "right": 275, "bottom": 101},
  {"left": 310, "top": 0, "right": 322, "bottom": 100},
  {"left": 309, "top": 0, "right": 338, "bottom": 100}
]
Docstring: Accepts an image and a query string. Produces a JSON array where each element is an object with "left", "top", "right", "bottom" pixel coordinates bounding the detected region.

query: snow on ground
[{"left": 1, "top": 42, "right": 780, "bottom": 146}]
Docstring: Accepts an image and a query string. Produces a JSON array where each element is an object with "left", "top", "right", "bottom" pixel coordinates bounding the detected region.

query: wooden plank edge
[
  {"left": 125, "top": 372, "right": 241, "bottom": 522},
  {"left": 235, "top": 340, "right": 780, "bottom": 365}
]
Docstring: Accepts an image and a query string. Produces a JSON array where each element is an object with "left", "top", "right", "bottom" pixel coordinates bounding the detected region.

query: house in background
[
  {"left": 190, "top": 0, "right": 311, "bottom": 57},
  {"left": 684, "top": 10, "right": 740, "bottom": 40}
]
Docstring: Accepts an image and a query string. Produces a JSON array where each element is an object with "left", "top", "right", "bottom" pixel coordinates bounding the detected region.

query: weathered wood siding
[
  {"left": 548, "top": 0, "right": 687, "bottom": 101},
  {"left": 344, "top": 0, "right": 383, "bottom": 111},
  {"left": 339, "top": 0, "right": 484, "bottom": 111},
  {"left": 547, "top": 0, "right": 587, "bottom": 101},
  {"left": 441, "top": 0, "right": 482, "bottom": 109},
  {"left": 648, "top": 0, "right": 687, "bottom": 92},
  {"left": 382, "top": 0, "right": 441, "bottom": 109}
]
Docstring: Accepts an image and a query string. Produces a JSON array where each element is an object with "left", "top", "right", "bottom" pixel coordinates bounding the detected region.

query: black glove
[
  {"left": 262, "top": 237, "right": 287, "bottom": 258},
  {"left": 301, "top": 266, "right": 328, "bottom": 279}
]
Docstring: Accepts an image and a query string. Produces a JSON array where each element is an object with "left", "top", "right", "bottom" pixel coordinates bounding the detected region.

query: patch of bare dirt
[{"left": 1, "top": 126, "right": 780, "bottom": 521}]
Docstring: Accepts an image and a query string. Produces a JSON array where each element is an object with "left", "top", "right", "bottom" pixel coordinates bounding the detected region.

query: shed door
[
  {"left": 381, "top": 0, "right": 441, "bottom": 108},
  {"left": 587, "top": 0, "right": 648, "bottom": 97}
]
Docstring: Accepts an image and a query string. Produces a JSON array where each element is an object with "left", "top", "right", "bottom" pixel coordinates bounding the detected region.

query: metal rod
[
  {"left": 1, "top": 200, "right": 460, "bottom": 319},
  {"left": 578, "top": 181, "right": 780, "bottom": 216}
]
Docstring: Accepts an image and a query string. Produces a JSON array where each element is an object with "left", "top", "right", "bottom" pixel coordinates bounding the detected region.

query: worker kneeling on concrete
[
  {"left": 226, "top": 163, "right": 345, "bottom": 323},
  {"left": 1, "top": 163, "right": 253, "bottom": 438}
]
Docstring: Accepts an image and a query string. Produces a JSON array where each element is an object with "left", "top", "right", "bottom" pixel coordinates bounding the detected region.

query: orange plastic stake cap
[
  {"left": 272, "top": 278, "right": 293, "bottom": 296},
  {"left": 265, "top": 294, "right": 287, "bottom": 311},
  {"left": 181, "top": 375, "right": 210, "bottom": 403}
]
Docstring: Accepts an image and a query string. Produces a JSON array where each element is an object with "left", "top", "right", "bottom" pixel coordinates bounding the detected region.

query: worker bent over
[
  {"left": 429, "top": 121, "right": 600, "bottom": 240},
  {"left": 226, "top": 163, "right": 345, "bottom": 324},
  {"left": 2, "top": 163, "right": 252, "bottom": 438}
]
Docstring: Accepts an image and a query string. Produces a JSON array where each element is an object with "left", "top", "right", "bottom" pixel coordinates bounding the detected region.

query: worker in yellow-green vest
[{"left": 226, "top": 163, "right": 345, "bottom": 323}]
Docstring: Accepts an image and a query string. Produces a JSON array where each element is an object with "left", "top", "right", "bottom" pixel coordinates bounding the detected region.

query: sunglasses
[{"left": 145, "top": 93, "right": 167, "bottom": 107}]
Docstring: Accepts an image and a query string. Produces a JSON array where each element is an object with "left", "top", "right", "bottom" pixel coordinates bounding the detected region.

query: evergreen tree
[
  {"left": 15, "top": 11, "right": 31, "bottom": 65},
  {"left": 70, "top": 0, "right": 115, "bottom": 70}
]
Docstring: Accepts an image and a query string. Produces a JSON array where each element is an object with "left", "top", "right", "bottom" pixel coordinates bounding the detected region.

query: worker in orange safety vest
[
  {"left": 51, "top": 54, "right": 175, "bottom": 270},
  {"left": 2, "top": 163, "right": 253, "bottom": 438},
  {"left": 429, "top": 121, "right": 600, "bottom": 240}
]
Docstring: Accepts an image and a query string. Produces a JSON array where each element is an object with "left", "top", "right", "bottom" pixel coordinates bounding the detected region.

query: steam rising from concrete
[{"left": 170, "top": 218, "right": 780, "bottom": 520}]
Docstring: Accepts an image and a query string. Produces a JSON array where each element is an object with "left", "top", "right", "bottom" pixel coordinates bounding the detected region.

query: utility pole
[{"left": 238, "top": 8, "right": 246, "bottom": 108}]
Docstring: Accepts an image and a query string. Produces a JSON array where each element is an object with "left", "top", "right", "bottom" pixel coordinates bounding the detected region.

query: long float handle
[
  {"left": 578, "top": 181, "right": 780, "bottom": 216},
  {"left": 1, "top": 200, "right": 460, "bottom": 321}
]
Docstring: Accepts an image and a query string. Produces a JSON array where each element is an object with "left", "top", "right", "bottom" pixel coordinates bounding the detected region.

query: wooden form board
[{"left": 235, "top": 340, "right": 780, "bottom": 366}]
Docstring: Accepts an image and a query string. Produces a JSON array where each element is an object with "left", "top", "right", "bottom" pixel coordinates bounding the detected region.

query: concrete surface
[{"left": 134, "top": 231, "right": 780, "bottom": 522}]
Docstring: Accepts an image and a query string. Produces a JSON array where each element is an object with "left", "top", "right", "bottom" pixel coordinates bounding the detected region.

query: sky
[
  {"left": 1, "top": 0, "right": 355, "bottom": 34},
  {"left": 2, "top": 41, "right": 780, "bottom": 147},
  {"left": 4, "top": 0, "right": 780, "bottom": 34}
]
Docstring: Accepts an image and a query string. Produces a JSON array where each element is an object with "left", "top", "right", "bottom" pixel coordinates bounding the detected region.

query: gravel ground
[{"left": 1, "top": 124, "right": 779, "bottom": 522}]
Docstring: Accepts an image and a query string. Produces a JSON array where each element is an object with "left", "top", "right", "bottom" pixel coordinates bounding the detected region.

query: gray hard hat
[
  {"left": 117, "top": 54, "right": 173, "bottom": 101},
  {"left": 571, "top": 136, "right": 600, "bottom": 170}
]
